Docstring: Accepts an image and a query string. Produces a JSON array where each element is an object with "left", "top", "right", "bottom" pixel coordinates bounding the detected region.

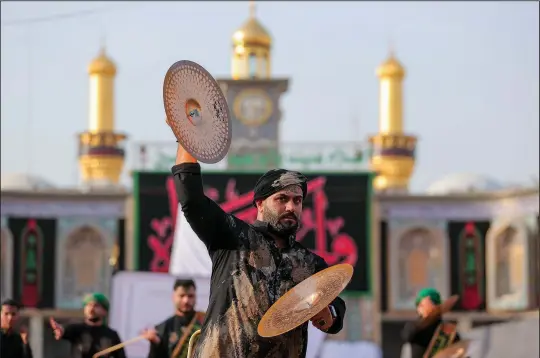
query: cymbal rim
[
  {"left": 163, "top": 60, "right": 232, "bottom": 164},
  {"left": 257, "top": 263, "right": 353, "bottom": 338}
]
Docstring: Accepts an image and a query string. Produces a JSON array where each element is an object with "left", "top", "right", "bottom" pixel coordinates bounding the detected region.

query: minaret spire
[
  {"left": 249, "top": 1, "right": 256, "bottom": 18},
  {"left": 78, "top": 48, "right": 127, "bottom": 187},
  {"left": 368, "top": 49, "right": 418, "bottom": 193}
]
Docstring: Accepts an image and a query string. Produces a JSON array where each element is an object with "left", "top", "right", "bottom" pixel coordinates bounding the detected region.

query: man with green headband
[
  {"left": 49, "top": 293, "right": 126, "bottom": 358},
  {"left": 401, "top": 288, "right": 462, "bottom": 358}
]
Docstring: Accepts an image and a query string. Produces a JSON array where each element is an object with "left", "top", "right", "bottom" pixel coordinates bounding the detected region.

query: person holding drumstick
[
  {"left": 168, "top": 118, "right": 346, "bottom": 358},
  {"left": 143, "top": 279, "right": 205, "bottom": 358},
  {"left": 401, "top": 288, "right": 463, "bottom": 358},
  {"left": 49, "top": 293, "right": 126, "bottom": 358}
]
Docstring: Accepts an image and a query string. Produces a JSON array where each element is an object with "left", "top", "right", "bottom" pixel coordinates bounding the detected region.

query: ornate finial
[
  {"left": 99, "top": 34, "right": 107, "bottom": 55},
  {"left": 249, "top": 1, "right": 256, "bottom": 18},
  {"left": 388, "top": 38, "right": 395, "bottom": 58}
]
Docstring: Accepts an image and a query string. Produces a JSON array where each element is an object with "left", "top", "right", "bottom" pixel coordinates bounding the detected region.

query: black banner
[
  {"left": 448, "top": 220, "right": 490, "bottom": 311},
  {"left": 134, "top": 171, "right": 372, "bottom": 292},
  {"left": 9, "top": 217, "right": 56, "bottom": 309}
]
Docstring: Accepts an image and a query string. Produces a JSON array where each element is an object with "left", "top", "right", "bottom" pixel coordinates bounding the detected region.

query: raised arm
[{"left": 172, "top": 144, "right": 246, "bottom": 251}]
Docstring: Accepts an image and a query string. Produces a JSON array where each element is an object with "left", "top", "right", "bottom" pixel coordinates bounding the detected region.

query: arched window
[
  {"left": 390, "top": 222, "right": 449, "bottom": 310},
  {"left": 494, "top": 227, "right": 524, "bottom": 296},
  {"left": 259, "top": 56, "right": 268, "bottom": 78},
  {"left": 248, "top": 53, "right": 257, "bottom": 79},
  {"left": 487, "top": 220, "right": 529, "bottom": 310},
  {"left": 56, "top": 224, "right": 112, "bottom": 308},
  {"left": 1, "top": 227, "right": 13, "bottom": 300}
]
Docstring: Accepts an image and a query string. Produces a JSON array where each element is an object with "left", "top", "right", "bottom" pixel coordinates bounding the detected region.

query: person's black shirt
[
  {"left": 147, "top": 312, "right": 205, "bottom": 358},
  {"left": 0, "top": 329, "right": 33, "bottom": 358},
  {"left": 172, "top": 163, "right": 346, "bottom": 358},
  {"left": 401, "top": 318, "right": 461, "bottom": 358},
  {"left": 61, "top": 323, "right": 125, "bottom": 358}
]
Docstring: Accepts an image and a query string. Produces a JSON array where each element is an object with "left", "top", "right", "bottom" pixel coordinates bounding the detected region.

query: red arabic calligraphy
[
  {"left": 147, "top": 217, "right": 174, "bottom": 272},
  {"left": 146, "top": 176, "right": 359, "bottom": 272}
]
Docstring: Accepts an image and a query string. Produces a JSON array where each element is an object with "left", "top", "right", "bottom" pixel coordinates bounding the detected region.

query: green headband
[
  {"left": 415, "top": 287, "right": 442, "bottom": 306},
  {"left": 83, "top": 292, "right": 110, "bottom": 311}
]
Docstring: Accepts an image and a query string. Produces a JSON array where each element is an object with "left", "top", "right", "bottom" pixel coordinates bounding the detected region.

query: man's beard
[
  {"left": 263, "top": 208, "right": 300, "bottom": 237},
  {"left": 176, "top": 304, "right": 194, "bottom": 313},
  {"left": 87, "top": 316, "right": 101, "bottom": 323}
]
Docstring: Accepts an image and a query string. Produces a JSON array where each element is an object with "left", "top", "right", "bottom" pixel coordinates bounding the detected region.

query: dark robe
[
  {"left": 401, "top": 318, "right": 462, "bottom": 358},
  {"left": 61, "top": 323, "right": 126, "bottom": 358},
  {"left": 172, "top": 163, "right": 347, "bottom": 358},
  {"left": 0, "top": 329, "right": 33, "bottom": 358},
  {"left": 147, "top": 311, "right": 205, "bottom": 358}
]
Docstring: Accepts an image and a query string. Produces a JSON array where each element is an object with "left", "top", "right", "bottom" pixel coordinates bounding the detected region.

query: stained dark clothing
[
  {"left": 401, "top": 318, "right": 461, "bottom": 358},
  {"left": 147, "top": 312, "right": 205, "bottom": 358},
  {"left": 61, "top": 323, "right": 125, "bottom": 358},
  {"left": 0, "top": 329, "right": 33, "bottom": 358},
  {"left": 172, "top": 163, "right": 346, "bottom": 358}
]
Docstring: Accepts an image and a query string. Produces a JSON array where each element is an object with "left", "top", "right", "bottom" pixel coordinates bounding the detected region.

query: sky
[{"left": 1, "top": 1, "right": 538, "bottom": 192}]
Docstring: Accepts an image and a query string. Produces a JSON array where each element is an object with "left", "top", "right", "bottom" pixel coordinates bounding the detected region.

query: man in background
[
  {"left": 50, "top": 292, "right": 126, "bottom": 358},
  {"left": 143, "top": 279, "right": 205, "bottom": 358},
  {"left": 401, "top": 288, "right": 462, "bottom": 358},
  {"left": 0, "top": 299, "right": 33, "bottom": 358}
]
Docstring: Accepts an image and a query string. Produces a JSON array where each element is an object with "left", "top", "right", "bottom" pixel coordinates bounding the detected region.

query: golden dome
[
  {"left": 376, "top": 54, "right": 405, "bottom": 78},
  {"left": 232, "top": 2, "right": 271, "bottom": 48},
  {"left": 88, "top": 48, "right": 117, "bottom": 76}
]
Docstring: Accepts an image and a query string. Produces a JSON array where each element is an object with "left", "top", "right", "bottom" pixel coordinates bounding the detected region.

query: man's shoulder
[
  {"left": 155, "top": 315, "right": 176, "bottom": 329},
  {"left": 104, "top": 326, "right": 121, "bottom": 336},
  {"left": 195, "top": 311, "right": 206, "bottom": 323},
  {"left": 66, "top": 322, "right": 85, "bottom": 330},
  {"left": 8, "top": 331, "right": 25, "bottom": 343}
]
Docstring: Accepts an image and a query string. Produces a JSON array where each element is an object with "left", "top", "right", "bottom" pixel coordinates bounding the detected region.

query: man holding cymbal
[{"left": 168, "top": 126, "right": 346, "bottom": 356}]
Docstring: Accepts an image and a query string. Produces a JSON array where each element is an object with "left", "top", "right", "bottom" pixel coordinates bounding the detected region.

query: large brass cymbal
[
  {"left": 257, "top": 264, "right": 353, "bottom": 338},
  {"left": 433, "top": 340, "right": 472, "bottom": 358},
  {"left": 163, "top": 60, "right": 231, "bottom": 164}
]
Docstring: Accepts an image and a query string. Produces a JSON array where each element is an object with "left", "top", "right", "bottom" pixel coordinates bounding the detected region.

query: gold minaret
[
  {"left": 231, "top": 1, "right": 272, "bottom": 80},
  {"left": 78, "top": 47, "right": 126, "bottom": 186},
  {"left": 368, "top": 50, "right": 417, "bottom": 193}
]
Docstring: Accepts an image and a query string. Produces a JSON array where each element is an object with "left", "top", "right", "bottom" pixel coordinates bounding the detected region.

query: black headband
[{"left": 252, "top": 169, "right": 308, "bottom": 206}]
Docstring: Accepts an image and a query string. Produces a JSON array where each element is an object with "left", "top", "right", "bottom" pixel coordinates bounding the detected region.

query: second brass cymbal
[{"left": 257, "top": 264, "right": 353, "bottom": 338}]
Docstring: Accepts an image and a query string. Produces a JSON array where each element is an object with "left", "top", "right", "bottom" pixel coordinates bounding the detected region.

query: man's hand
[
  {"left": 310, "top": 306, "right": 334, "bottom": 332},
  {"left": 419, "top": 305, "right": 443, "bottom": 329},
  {"left": 49, "top": 317, "right": 64, "bottom": 340},
  {"left": 19, "top": 326, "right": 28, "bottom": 344},
  {"left": 142, "top": 328, "right": 161, "bottom": 344}
]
